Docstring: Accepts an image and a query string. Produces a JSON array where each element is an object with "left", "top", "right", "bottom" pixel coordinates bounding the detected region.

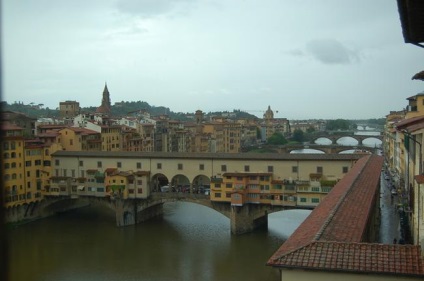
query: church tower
[
  {"left": 263, "top": 105, "right": 274, "bottom": 120},
  {"left": 96, "top": 83, "right": 112, "bottom": 115}
]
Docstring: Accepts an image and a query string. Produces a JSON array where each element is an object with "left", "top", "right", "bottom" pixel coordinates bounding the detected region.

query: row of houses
[{"left": 384, "top": 92, "right": 424, "bottom": 249}]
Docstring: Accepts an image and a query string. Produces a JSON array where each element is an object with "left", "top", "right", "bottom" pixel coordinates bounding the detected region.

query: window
[
  {"left": 215, "top": 192, "right": 221, "bottom": 198},
  {"left": 226, "top": 183, "right": 232, "bottom": 188},
  {"left": 311, "top": 198, "right": 320, "bottom": 203},
  {"left": 137, "top": 180, "right": 142, "bottom": 185},
  {"left": 199, "top": 164, "right": 204, "bottom": 170},
  {"left": 244, "top": 165, "right": 250, "bottom": 172},
  {"left": 317, "top": 166, "right": 323, "bottom": 174},
  {"left": 79, "top": 160, "right": 83, "bottom": 167},
  {"left": 27, "top": 171, "right": 31, "bottom": 177},
  {"left": 55, "top": 159, "right": 60, "bottom": 166},
  {"left": 221, "top": 165, "right": 227, "bottom": 172},
  {"left": 137, "top": 162, "right": 141, "bottom": 169},
  {"left": 299, "top": 197, "right": 307, "bottom": 203},
  {"left": 71, "top": 169, "right": 75, "bottom": 178},
  {"left": 214, "top": 183, "right": 221, "bottom": 188},
  {"left": 97, "top": 161, "right": 102, "bottom": 168},
  {"left": 342, "top": 166, "right": 348, "bottom": 173},
  {"left": 311, "top": 187, "right": 320, "bottom": 192},
  {"left": 157, "top": 163, "right": 162, "bottom": 169},
  {"left": 63, "top": 169, "right": 67, "bottom": 177},
  {"left": 268, "top": 166, "right": 273, "bottom": 173},
  {"left": 25, "top": 161, "right": 31, "bottom": 167},
  {"left": 35, "top": 160, "right": 41, "bottom": 166},
  {"left": 292, "top": 166, "right": 298, "bottom": 173},
  {"left": 178, "top": 163, "right": 183, "bottom": 170},
  {"left": 117, "top": 162, "right": 122, "bottom": 168},
  {"left": 70, "top": 139, "right": 73, "bottom": 145},
  {"left": 322, "top": 187, "right": 331, "bottom": 193}
]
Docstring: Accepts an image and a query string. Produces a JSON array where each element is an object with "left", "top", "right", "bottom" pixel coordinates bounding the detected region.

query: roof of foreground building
[{"left": 267, "top": 154, "right": 424, "bottom": 277}]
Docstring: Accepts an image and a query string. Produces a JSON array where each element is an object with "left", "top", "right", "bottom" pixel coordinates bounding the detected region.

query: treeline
[{"left": 1, "top": 101, "right": 257, "bottom": 121}]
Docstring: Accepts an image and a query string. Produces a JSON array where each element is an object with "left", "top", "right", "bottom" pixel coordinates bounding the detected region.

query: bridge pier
[
  {"left": 114, "top": 198, "right": 165, "bottom": 227},
  {"left": 230, "top": 204, "right": 268, "bottom": 235}
]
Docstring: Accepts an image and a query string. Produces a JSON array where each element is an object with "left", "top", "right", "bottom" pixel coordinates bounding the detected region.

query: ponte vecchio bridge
[{"left": 13, "top": 151, "right": 366, "bottom": 234}]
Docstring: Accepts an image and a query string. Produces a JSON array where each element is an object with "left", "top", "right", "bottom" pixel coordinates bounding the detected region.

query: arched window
[
  {"left": 11, "top": 152, "right": 16, "bottom": 158},
  {"left": 11, "top": 162, "right": 16, "bottom": 168},
  {"left": 12, "top": 173, "right": 17, "bottom": 180},
  {"left": 4, "top": 163, "right": 10, "bottom": 169},
  {"left": 3, "top": 153, "right": 9, "bottom": 159}
]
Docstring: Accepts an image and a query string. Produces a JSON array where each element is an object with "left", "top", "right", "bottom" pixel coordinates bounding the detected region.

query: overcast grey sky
[{"left": 2, "top": 0, "right": 424, "bottom": 119}]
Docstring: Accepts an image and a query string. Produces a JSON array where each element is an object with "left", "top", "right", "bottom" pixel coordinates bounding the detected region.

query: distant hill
[{"left": 1, "top": 101, "right": 258, "bottom": 121}]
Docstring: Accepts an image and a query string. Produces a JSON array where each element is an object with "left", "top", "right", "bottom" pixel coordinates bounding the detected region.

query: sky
[{"left": 2, "top": 0, "right": 424, "bottom": 119}]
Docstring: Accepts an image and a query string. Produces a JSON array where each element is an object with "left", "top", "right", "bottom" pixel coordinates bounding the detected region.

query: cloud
[
  {"left": 305, "top": 39, "right": 360, "bottom": 65},
  {"left": 116, "top": 0, "right": 196, "bottom": 17},
  {"left": 103, "top": 24, "right": 149, "bottom": 39},
  {"left": 286, "top": 49, "right": 305, "bottom": 57}
]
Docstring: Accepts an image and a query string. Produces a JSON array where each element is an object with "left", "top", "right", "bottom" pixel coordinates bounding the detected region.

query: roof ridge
[{"left": 313, "top": 155, "right": 371, "bottom": 241}]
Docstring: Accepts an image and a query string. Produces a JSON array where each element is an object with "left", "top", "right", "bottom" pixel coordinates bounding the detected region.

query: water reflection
[{"left": 8, "top": 203, "right": 309, "bottom": 281}]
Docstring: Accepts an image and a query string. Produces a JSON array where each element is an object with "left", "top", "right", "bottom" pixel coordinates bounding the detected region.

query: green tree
[
  {"left": 292, "top": 129, "right": 304, "bottom": 143},
  {"left": 326, "top": 119, "right": 351, "bottom": 131},
  {"left": 306, "top": 127, "right": 315, "bottom": 133},
  {"left": 267, "top": 132, "right": 288, "bottom": 145}
]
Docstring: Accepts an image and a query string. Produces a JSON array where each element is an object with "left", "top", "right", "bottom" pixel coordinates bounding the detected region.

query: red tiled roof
[
  {"left": 1, "top": 122, "right": 23, "bottom": 130},
  {"left": 415, "top": 175, "right": 424, "bottom": 184},
  {"left": 395, "top": 115, "right": 424, "bottom": 129},
  {"left": 405, "top": 122, "right": 424, "bottom": 133},
  {"left": 274, "top": 242, "right": 423, "bottom": 275},
  {"left": 104, "top": 168, "right": 118, "bottom": 174},
  {"left": 267, "top": 155, "right": 424, "bottom": 276}
]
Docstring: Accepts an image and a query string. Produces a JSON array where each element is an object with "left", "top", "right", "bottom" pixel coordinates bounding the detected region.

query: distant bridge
[
  {"left": 310, "top": 134, "right": 383, "bottom": 145},
  {"left": 279, "top": 144, "right": 380, "bottom": 154}
]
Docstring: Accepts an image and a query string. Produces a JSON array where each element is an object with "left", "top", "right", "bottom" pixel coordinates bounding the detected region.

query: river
[{"left": 7, "top": 203, "right": 311, "bottom": 281}]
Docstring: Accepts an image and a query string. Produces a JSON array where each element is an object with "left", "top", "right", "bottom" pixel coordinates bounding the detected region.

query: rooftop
[{"left": 267, "top": 154, "right": 424, "bottom": 277}]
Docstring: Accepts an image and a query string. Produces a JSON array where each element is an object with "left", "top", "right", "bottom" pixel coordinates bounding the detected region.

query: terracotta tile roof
[
  {"left": 405, "top": 122, "right": 424, "bottom": 133},
  {"left": 267, "top": 155, "right": 424, "bottom": 277},
  {"left": 104, "top": 168, "right": 118, "bottom": 174},
  {"left": 1, "top": 122, "right": 23, "bottom": 130},
  {"left": 274, "top": 242, "right": 423, "bottom": 275},
  {"left": 395, "top": 115, "right": 424, "bottom": 129},
  {"left": 415, "top": 175, "right": 424, "bottom": 184}
]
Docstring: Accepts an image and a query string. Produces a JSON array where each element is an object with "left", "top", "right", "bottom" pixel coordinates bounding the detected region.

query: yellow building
[
  {"left": 406, "top": 93, "right": 424, "bottom": 119},
  {"left": 101, "top": 125, "right": 122, "bottom": 151},
  {"left": 58, "top": 127, "right": 101, "bottom": 151},
  {"left": 2, "top": 123, "right": 26, "bottom": 208},
  {"left": 211, "top": 172, "right": 336, "bottom": 208}
]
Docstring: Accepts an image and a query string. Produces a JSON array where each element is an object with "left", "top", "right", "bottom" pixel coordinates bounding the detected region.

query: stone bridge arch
[
  {"left": 151, "top": 173, "right": 170, "bottom": 192},
  {"left": 312, "top": 134, "right": 382, "bottom": 145}
]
